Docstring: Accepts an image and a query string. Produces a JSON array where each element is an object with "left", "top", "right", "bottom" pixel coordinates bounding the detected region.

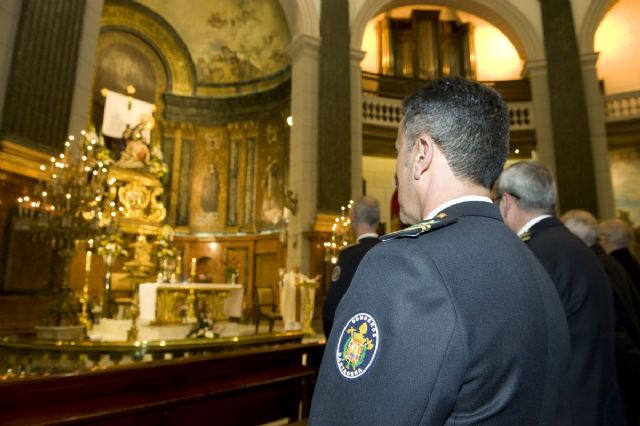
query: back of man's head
[
  {"left": 401, "top": 77, "right": 510, "bottom": 189},
  {"left": 351, "top": 196, "right": 380, "bottom": 230},
  {"left": 560, "top": 209, "right": 598, "bottom": 246},
  {"left": 599, "top": 219, "right": 633, "bottom": 250},
  {"left": 494, "top": 161, "right": 557, "bottom": 215}
]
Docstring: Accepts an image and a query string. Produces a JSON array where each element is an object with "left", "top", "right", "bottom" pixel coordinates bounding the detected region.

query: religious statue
[
  {"left": 279, "top": 267, "right": 321, "bottom": 333},
  {"left": 115, "top": 114, "right": 153, "bottom": 169}
]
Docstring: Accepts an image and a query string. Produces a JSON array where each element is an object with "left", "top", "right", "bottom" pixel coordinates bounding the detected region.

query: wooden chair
[{"left": 254, "top": 285, "right": 282, "bottom": 334}]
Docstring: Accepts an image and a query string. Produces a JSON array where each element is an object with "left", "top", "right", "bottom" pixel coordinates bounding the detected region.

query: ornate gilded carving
[{"left": 109, "top": 167, "right": 166, "bottom": 234}]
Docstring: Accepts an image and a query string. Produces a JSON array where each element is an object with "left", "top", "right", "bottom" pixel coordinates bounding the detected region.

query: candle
[{"left": 190, "top": 257, "right": 197, "bottom": 283}]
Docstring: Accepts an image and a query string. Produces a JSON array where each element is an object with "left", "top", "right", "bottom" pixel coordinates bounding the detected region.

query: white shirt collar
[
  {"left": 424, "top": 195, "right": 493, "bottom": 220},
  {"left": 517, "top": 214, "right": 552, "bottom": 237},
  {"left": 357, "top": 232, "right": 379, "bottom": 242}
]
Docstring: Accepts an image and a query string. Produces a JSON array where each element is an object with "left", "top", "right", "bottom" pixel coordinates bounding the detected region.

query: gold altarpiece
[{"left": 0, "top": 0, "right": 291, "bottom": 335}]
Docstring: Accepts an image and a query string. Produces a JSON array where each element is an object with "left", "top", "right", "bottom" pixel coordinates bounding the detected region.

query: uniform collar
[
  {"left": 518, "top": 214, "right": 552, "bottom": 237},
  {"left": 425, "top": 199, "right": 503, "bottom": 222},
  {"left": 425, "top": 195, "right": 493, "bottom": 220},
  {"left": 356, "top": 233, "right": 379, "bottom": 242}
]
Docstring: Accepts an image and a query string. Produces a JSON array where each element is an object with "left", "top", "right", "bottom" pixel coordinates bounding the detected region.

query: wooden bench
[{"left": 0, "top": 342, "right": 325, "bottom": 425}]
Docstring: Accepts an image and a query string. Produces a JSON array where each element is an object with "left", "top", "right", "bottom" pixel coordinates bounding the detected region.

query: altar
[{"left": 139, "top": 283, "right": 244, "bottom": 323}]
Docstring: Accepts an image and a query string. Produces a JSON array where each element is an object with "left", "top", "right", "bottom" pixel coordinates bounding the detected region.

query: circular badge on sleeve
[
  {"left": 335, "top": 312, "right": 379, "bottom": 379},
  {"left": 331, "top": 265, "right": 341, "bottom": 282}
]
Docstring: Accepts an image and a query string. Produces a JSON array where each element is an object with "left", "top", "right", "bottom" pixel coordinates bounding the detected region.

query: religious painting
[
  {"left": 610, "top": 148, "right": 640, "bottom": 227},
  {"left": 190, "top": 129, "right": 227, "bottom": 232},
  {"left": 256, "top": 122, "right": 288, "bottom": 229},
  {"left": 138, "top": 0, "right": 291, "bottom": 84}
]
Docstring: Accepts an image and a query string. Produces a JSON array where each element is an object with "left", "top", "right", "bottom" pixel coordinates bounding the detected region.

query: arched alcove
[
  {"left": 351, "top": 0, "right": 544, "bottom": 62},
  {"left": 578, "top": 0, "right": 616, "bottom": 53}
]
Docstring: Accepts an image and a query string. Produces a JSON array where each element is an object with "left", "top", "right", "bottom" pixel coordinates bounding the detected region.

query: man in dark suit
[
  {"left": 322, "top": 195, "right": 380, "bottom": 339},
  {"left": 309, "top": 78, "right": 571, "bottom": 425},
  {"left": 562, "top": 209, "right": 640, "bottom": 424},
  {"left": 600, "top": 218, "right": 640, "bottom": 292},
  {"left": 495, "top": 161, "right": 625, "bottom": 425}
]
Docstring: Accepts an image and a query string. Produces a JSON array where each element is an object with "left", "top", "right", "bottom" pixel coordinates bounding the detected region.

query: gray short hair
[
  {"left": 598, "top": 219, "right": 634, "bottom": 247},
  {"left": 560, "top": 209, "right": 598, "bottom": 246},
  {"left": 352, "top": 196, "right": 380, "bottom": 227},
  {"left": 401, "top": 78, "right": 510, "bottom": 188},
  {"left": 494, "top": 161, "right": 557, "bottom": 214}
]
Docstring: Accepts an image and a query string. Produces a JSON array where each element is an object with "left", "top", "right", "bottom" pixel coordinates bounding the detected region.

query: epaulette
[
  {"left": 380, "top": 214, "right": 457, "bottom": 241},
  {"left": 520, "top": 230, "right": 532, "bottom": 242}
]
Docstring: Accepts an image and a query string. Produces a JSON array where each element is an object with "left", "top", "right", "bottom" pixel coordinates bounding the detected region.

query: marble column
[
  {"left": 317, "top": 0, "right": 351, "bottom": 213},
  {"left": 350, "top": 49, "right": 366, "bottom": 199},
  {"left": 286, "top": 34, "right": 321, "bottom": 272},
  {"left": 524, "top": 59, "right": 556, "bottom": 173},
  {"left": 1, "top": 0, "right": 86, "bottom": 152},
  {"left": 539, "top": 0, "right": 599, "bottom": 215},
  {"left": 0, "top": 0, "right": 21, "bottom": 122},
  {"left": 67, "top": 0, "right": 103, "bottom": 138},
  {"left": 580, "top": 52, "right": 615, "bottom": 218}
]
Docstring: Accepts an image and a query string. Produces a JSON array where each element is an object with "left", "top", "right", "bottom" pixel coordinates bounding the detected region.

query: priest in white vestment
[{"left": 280, "top": 267, "right": 320, "bottom": 331}]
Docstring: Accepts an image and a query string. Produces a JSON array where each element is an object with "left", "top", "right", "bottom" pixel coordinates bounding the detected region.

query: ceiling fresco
[{"left": 137, "top": 0, "right": 291, "bottom": 84}]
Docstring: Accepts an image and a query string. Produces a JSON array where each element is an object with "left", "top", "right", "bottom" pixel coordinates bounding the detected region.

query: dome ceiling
[{"left": 137, "top": 0, "right": 291, "bottom": 84}]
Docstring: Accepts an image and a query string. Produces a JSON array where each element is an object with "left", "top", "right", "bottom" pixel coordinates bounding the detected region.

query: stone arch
[
  {"left": 279, "top": 0, "right": 320, "bottom": 39},
  {"left": 578, "top": 0, "right": 617, "bottom": 53},
  {"left": 350, "top": 0, "right": 544, "bottom": 62}
]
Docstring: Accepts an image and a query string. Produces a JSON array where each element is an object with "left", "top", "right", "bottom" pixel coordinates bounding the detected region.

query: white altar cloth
[{"left": 139, "top": 283, "right": 244, "bottom": 322}]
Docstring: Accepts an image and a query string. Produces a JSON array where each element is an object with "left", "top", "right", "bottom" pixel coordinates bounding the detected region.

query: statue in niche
[
  {"left": 200, "top": 162, "right": 220, "bottom": 213},
  {"left": 261, "top": 156, "right": 283, "bottom": 225},
  {"left": 115, "top": 114, "right": 152, "bottom": 169}
]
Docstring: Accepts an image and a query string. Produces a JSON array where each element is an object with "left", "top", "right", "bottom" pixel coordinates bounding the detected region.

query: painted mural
[
  {"left": 137, "top": 0, "right": 291, "bottom": 84},
  {"left": 610, "top": 149, "right": 640, "bottom": 227}
]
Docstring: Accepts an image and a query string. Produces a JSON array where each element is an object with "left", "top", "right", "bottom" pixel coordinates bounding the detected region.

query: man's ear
[{"left": 413, "top": 134, "right": 434, "bottom": 180}]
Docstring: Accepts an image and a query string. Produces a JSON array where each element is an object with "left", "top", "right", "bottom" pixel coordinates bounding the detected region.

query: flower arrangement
[
  {"left": 95, "top": 231, "right": 129, "bottom": 259},
  {"left": 156, "top": 225, "right": 176, "bottom": 260},
  {"left": 223, "top": 259, "right": 240, "bottom": 283},
  {"left": 147, "top": 145, "right": 169, "bottom": 180},
  {"left": 187, "top": 301, "right": 221, "bottom": 339}
]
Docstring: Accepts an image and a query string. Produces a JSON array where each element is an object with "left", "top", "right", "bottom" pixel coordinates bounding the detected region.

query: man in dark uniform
[
  {"left": 323, "top": 195, "right": 380, "bottom": 339},
  {"left": 599, "top": 218, "right": 640, "bottom": 292},
  {"left": 309, "top": 78, "right": 571, "bottom": 425},
  {"left": 495, "top": 161, "right": 625, "bottom": 425},
  {"left": 562, "top": 209, "right": 640, "bottom": 424}
]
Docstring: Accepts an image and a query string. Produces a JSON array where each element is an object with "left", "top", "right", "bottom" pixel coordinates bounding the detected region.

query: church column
[
  {"left": 0, "top": 0, "right": 22, "bottom": 122},
  {"left": 580, "top": 52, "right": 615, "bottom": 218},
  {"left": 350, "top": 49, "right": 366, "bottom": 199},
  {"left": 317, "top": 0, "right": 351, "bottom": 212},
  {"left": 1, "top": 0, "right": 87, "bottom": 152},
  {"left": 524, "top": 59, "right": 556, "bottom": 173},
  {"left": 539, "top": 0, "right": 599, "bottom": 215},
  {"left": 67, "top": 0, "right": 103, "bottom": 137},
  {"left": 286, "top": 34, "right": 321, "bottom": 272}
]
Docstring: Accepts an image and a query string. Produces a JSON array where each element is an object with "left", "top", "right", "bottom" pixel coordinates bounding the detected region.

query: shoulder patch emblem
[
  {"left": 336, "top": 312, "right": 379, "bottom": 379},
  {"left": 331, "top": 265, "right": 341, "bottom": 282},
  {"left": 380, "top": 216, "right": 457, "bottom": 241}
]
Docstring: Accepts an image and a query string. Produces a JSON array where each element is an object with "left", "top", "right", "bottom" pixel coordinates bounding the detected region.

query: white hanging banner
[{"left": 101, "top": 89, "right": 155, "bottom": 140}]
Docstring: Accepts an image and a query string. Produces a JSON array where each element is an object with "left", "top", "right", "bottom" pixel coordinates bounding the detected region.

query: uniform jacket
[
  {"left": 525, "top": 217, "right": 625, "bottom": 425},
  {"left": 610, "top": 248, "right": 640, "bottom": 293},
  {"left": 323, "top": 236, "right": 380, "bottom": 338},
  {"left": 592, "top": 244, "right": 640, "bottom": 424},
  {"left": 309, "top": 201, "right": 570, "bottom": 425}
]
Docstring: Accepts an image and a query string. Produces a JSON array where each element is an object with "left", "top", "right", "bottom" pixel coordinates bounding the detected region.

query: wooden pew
[{"left": 0, "top": 342, "right": 325, "bottom": 425}]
